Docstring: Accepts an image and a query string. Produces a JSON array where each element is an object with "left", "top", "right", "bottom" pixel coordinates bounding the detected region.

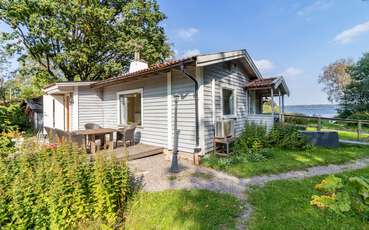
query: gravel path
[{"left": 128, "top": 154, "right": 369, "bottom": 229}]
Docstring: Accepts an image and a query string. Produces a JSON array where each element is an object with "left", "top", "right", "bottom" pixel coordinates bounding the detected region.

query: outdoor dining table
[{"left": 76, "top": 128, "right": 116, "bottom": 154}]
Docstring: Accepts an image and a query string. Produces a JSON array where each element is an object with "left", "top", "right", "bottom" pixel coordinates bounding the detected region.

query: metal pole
[{"left": 170, "top": 95, "right": 180, "bottom": 173}]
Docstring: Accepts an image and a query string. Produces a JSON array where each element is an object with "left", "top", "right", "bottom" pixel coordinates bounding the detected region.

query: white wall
[{"left": 43, "top": 94, "right": 65, "bottom": 131}]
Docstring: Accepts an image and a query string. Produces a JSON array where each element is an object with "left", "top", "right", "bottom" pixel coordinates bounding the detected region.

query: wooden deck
[{"left": 99, "top": 144, "right": 164, "bottom": 161}]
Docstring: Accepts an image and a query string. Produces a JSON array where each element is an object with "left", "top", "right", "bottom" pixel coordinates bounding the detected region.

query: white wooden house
[{"left": 43, "top": 49, "right": 289, "bottom": 156}]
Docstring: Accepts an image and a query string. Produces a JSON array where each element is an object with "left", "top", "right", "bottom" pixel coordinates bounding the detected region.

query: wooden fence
[{"left": 281, "top": 113, "right": 369, "bottom": 142}]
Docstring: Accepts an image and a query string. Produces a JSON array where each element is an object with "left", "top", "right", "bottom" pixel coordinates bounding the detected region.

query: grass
[
  {"left": 202, "top": 144, "right": 369, "bottom": 178},
  {"left": 124, "top": 189, "right": 242, "bottom": 230},
  {"left": 306, "top": 127, "right": 369, "bottom": 142},
  {"left": 247, "top": 167, "right": 369, "bottom": 230}
]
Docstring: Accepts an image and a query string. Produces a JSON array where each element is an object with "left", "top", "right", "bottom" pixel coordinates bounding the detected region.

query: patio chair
[
  {"left": 116, "top": 124, "right": 136, "bottom": 147},
  {"left": 55, "top": 129, "right": 68, "bottom": 144},
  {"left": 69, "top": 132, "right": 85, "bottom": 148},
  {"left": 44, "top": 126, "right": 57, "bottom": 144}
]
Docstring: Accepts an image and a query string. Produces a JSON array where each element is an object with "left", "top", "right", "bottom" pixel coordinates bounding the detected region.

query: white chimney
[{"left": 129, "top": 52, "right": 148, "bottom": 73}]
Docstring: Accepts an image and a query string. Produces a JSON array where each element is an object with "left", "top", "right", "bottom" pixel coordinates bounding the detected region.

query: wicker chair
[
  {"left": 116, "top": 124, "right": 136, "bottom": 147},
  {"left": 54, "top": 129, "right": 85, "bottom": 148}
]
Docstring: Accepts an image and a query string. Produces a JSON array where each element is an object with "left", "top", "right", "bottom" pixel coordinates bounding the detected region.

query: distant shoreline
[{"left": 285, "top": 104, "right": 338, "bottom": 118}]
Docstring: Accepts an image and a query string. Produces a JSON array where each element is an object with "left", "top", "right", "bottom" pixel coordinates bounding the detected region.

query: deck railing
[{"left": 281, "top": 113, "right": 369, "bottom": 142}]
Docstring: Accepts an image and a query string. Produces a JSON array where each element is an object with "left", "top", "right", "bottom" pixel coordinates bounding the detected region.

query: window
[
  {"left": 222, "top": 88, "right": 235, "bottom": 116},
  {"left": 118, "top": 89, "right": 142, "bottom": 126}
]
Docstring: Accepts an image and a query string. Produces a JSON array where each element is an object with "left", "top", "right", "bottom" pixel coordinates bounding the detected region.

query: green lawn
[
  {"left": 247, "top": 167, "right": 369, "bottom": 230},
  {"left": 306, "top": 127, "right": 369, "bottom": 142},
  {"left": 124, "top": 189, "right": 242, "bottom": 230},
  {"left": 202, "top": 144, "right": 369, "bottom": 178}
]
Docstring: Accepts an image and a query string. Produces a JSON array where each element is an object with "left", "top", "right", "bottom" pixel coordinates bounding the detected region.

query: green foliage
[
  {"left": 0, "top": 0, "right": 171, "bottom": 81},
  {"left": 0, "top": 103, "right": 29, "bottom": 132},
  {"left": 0, "top": 134, "right": 14, "bottom": 157},
  {"left": 349, "top": 177, "right": 369, "bottom": 205},
  {"left": 0, "top": 143, "right": 133, "bottom": 229},
  {"left": 340, "top": 52, "right": 369, "bottom": 116},
  {"left": 268, "top": 123, "right": 308, "bottom": 149},
  {"left": 314, "top": 175, "right": 343, "bottom": 193},
  {"left": 232, "top": 122, "right": 308, "bottom": 163},
  {"left": 311, "top": 175, "right": 369, "bottom": 218},
  {"left": 233, "top": 123, "right": 271, "bottom": 162},
  {"left": 347, "top": 112, "right": 369, "bottom": 121}
]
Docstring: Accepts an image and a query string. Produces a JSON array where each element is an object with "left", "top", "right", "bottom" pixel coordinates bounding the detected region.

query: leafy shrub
[
  {"left": 311, "top": 175, "right": 369, "bottom": 218},
  {"left": 233, "top": 123, "right": 272, "bottom": 162},
  {"left": 0, "top": 143, "right": 133, "bottom": 229},
  {"left": 0, "top": 103, "right": 30, "bottom": 132},
  {"left": 347, "top": 112, "right": 369, "bottom": 121},
  {"left": 268, "top": 123, "right": 308, "bottom": 150},
  {"left": 232, "top": 122, "right": 309, "bottom": 162},
  {"left": 314, "top": 175, "right": 343, "bottom": 193}
]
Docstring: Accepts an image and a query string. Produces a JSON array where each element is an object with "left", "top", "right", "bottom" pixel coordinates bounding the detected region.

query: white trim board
[
  {"left": 167, "top": 71, "right": 172, "bottom": 150},
  {"left": 116, "top": 88, "right": 144, "bottom": 127},
  {"left": 220, "top": 84, "right": 237, "bottom": 119},
  {"left": 196, "top": 66, "right": 205, "bottom": 154}
]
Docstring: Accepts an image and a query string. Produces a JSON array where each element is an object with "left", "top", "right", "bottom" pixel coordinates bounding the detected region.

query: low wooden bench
[{"left": 213, "top": 136, "right": 236, "bottom": 156}]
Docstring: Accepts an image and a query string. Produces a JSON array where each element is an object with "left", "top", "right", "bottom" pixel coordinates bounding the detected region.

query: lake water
[{"left": 285, "top": 104, "right": 339, "bottom": 118}]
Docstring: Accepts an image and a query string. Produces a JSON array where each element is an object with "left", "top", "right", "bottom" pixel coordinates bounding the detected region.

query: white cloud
[
  {"left": 181, "top": 49, "right": 201, "bottom": 58},
  {"left": 297, "top": 0, "right": 333, "bottom": 16},
  {"left": 254, "top": 59, "right": 274, "bottom": 73},
  {"left": 334, "top": 21, "right": 369, "bottom": 44},
  {"left": 280, "top": 67, "right": 303, "bottom": 77},
  {"left": 176, "top": 27, "right": 199, "bottom": 40}
]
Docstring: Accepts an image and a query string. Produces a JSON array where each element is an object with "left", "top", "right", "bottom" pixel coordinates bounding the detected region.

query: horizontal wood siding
[
  {"left": 171, "top": 70, "right": 197, "bottom": 153},
  {"left": 78, "top": 86, "right": 104, "bottom": 130},
  {"left": 203, "top": 63, "right": 250, "bottom": 153},
  {"left": 102, "top": 74, "right": 168, "bottom": 147}
]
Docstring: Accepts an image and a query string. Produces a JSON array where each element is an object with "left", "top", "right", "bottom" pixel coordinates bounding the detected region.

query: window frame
[
  {"left": 116, "top": 88, "right": 144, "bottom": 126},
  {"left": 220, "top": 85, "right": 237, "bottom": 119}
]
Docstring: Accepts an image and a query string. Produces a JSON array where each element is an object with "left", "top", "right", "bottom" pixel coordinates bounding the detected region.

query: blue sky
[
  {"left": 159, "top": 0, "right": 369, "bottom": 105},
  {"left": 1, "top": 1, "right": 369, "bottom": 105}
]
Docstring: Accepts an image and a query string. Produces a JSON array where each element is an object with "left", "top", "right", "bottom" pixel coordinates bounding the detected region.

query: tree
[
  {"left": 4, "top": 56, "right": 51, "bottom": 101},
  {"left": 318, "top": 59, "right": 353, "bottom": 103},
  {"left": 339, "top": 53, "right": 369, "bottom": 116},
  {"left": 0, "top": 0, "right": 171, "bottom": 81}
]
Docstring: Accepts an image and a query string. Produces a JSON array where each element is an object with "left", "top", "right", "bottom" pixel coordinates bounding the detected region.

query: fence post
[
  {"left": 317, "top": 117, "right": 321, "bottom": 131},
  {"left": 357, "top": 121, "right": 362, "bottom": 141}
]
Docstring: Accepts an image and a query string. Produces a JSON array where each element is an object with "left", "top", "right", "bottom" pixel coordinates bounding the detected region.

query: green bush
[
  {"left": 0, "top": 103, "right": 30, "bottom": 132},
  {"left": 0, "top": 143, "right": 133, "bottom": 229},
  {"left": 268, "top": 123, "right": 308, "bottom": 150},
  {"left": 0, "top": 135, "right": 15, "bottom": 157},
  {"left": 311, "top": 175, "right": 369, "bottom": 219},
  {"left": 233, "top": 123, "right": 272, "bottom": 162},
  {"left": 347, "top": 112, "right": 369, "bottom": 121},
  {"left": 232, "top": 122, "right": 308, "bottom": 162}
]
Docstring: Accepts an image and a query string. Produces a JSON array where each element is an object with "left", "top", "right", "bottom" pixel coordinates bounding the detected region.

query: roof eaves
[{"left": 91, "top": 57, "right": 196, "bottom": 88}]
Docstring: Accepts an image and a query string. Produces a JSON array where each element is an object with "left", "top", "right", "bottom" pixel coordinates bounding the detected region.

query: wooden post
[
  {"left": 357, "top": 121, "right": 362, "bottom": 141},
  {"left": 282, "top": 95, "right": 285, "bottom": 123},
  {"left": 317, "top": 117, "right": 321, "bottom": 131},
  {"left": 278, "top": 90, "right": 282, "bottom": 121},
  {"left": 271, "top": 88, "right": 274, "bottom": 117}
]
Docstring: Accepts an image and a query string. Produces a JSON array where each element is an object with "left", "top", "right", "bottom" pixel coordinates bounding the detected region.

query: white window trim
[
  {"left": 116, "top": 88, "right": 144, "bottom": 127},
  {"left": 220, "top": 85, "right": 237, "bottom": 119}
]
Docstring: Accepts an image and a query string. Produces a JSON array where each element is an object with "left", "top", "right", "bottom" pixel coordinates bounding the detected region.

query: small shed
[{"left": 24, "top": 96, "right": 43, "bottom": 131}]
